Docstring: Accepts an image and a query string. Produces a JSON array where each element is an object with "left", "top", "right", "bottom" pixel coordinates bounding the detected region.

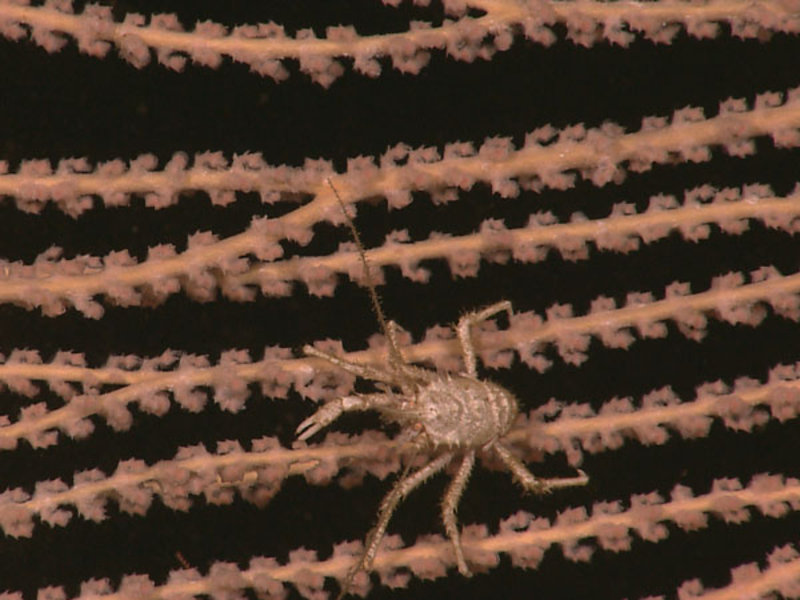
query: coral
[{"left": 0, "top": 1, "right": 800, "bottom": 599}]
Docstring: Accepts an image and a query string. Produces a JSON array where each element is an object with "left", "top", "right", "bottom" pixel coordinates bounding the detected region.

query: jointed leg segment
[
  {"left": 304, "top": 331, "right": 422, "bottom": 395},
  {"left": 441, "top": 450, "right": 476, "bottom": 576},
  {"left": 492, "top": 442, "right": 588, "bottom": 493},
  {"left": 304, "top": 344, "right": 397, "bottom": 385},
  {"left": 456, "top": 301, "right": 513, "bottom": 376},
  {"left": 337, "top": 452, "right": 454, "bottom": 599}
]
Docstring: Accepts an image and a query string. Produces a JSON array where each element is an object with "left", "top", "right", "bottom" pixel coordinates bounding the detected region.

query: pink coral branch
[
  {"left": 2, "top": 262, "right": 800, "bottom": 451},
  {"left": 1, "top": 90, "right": 799, "bottom": 217},
  {"left": 0, "top": 87, "right": 798, "bottom": 316},
  {"left": 3, "top": 360, "right": 800, "bottom": 534},
  {"left": 3, "top": 474, "right": 797, "bottom": 600},
  {"left": 1, "top": 0, "right": 798, "bottom": 85}
]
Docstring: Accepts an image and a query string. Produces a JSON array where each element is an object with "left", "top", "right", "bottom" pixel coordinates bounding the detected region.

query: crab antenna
[{"left": 326, "top": 179, "right": 405, "bottom": 366}]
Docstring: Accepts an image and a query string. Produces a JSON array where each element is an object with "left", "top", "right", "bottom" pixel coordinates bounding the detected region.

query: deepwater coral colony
[{"left": 1, "top": 1, "right": 800, "bottom": 599}]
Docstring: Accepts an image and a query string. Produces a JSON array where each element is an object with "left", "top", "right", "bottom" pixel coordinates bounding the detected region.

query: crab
[
  {"left": 298, "top": 301, "right": 588, "bottom": 595},
  {"left": 296, "top": 181, "right": 588, "bottom": 597}
]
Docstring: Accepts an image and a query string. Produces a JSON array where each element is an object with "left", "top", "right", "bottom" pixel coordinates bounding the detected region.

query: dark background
[{"left": 1, "top": 2, "right": 800, "bottom": 599}]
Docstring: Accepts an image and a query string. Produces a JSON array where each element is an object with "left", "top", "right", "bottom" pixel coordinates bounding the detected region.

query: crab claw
[{"left": 295, "top": 400, "right": 345, "bottom": 441}]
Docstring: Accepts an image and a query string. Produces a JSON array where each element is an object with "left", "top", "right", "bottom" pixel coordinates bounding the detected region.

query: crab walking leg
[
  {"left": 303, "top": 344, "right": 397, "bottom": 384},
  {"left": 492, "top": 442, "right": 589, "bottom": 494},
  {"left": 456, "top": 300, "right": 513, "bottom": 376},
  {"left": 441, "top": 450, "right": 477, "bottom": 576},
  {"left": 542, "top": 470, "right": 590, "bottom": 489},
  {"left": 338, "top": 452, "right": 454, "bottom": 598},
  {"left": 296, "top": 393, "right": 392, "bottom": 441}
]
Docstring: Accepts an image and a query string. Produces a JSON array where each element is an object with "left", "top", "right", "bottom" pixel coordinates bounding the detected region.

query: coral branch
[
  {"left": 662, "top": 543, "right": 800, "bottom": 600},
  {"left": 2, "top": 260, "right": 800, "bottom": 450},
  {"left": 519, "top": 361, "right": 800, "bottom": 465},
  {"left": 1, "top": 3, "right": 799, "bottom": 598},
  {"left": 242, "top": 183, "right": 800, "bottom": 291},
  {"left": 1, "top": 90, "right": 798, "bottom": 217},
  {"left": 0, "top": 431, "right": 396, "bottom": 538},
  {"left": 3, "top": 474, "right": 797, "bottom": 600},
  {"left": 0, "top": 89, "right": 798, "bottom": 316},
  {"left": 4, "top": 360, "right": 799, "bottom": 530},
  {"left": 1, "top": 1, "right": 797, "bottom": 84}
]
